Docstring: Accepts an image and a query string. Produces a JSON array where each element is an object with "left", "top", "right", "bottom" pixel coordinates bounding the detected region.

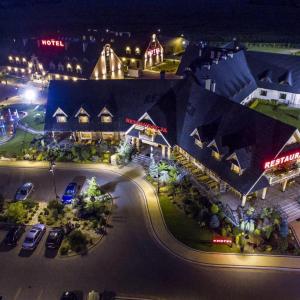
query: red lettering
[
  {"left": 264, "top": 150, "right": 300, "bottom": 169},
  {"left": 46, "top": 40, "right": 51, "bottom": 45},
  {"left": 41, "top": 40, "right": 47, "bottom": 45}
]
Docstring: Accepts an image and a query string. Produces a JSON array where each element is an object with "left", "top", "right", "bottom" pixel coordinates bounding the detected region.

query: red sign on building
[
  {"left": 264, "top": 151, "right": 300, "bottom": 170},
  {"left": 125, "top": 118, "right": 168, "bottom": 133},
  {"left": 41, "top": 39, "right": 64, "bottom": 47},
  {"left": 212, "top": 236, "right": 232, "bottom": 245}
]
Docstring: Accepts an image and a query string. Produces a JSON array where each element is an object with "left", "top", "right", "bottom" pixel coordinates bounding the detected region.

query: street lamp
[
  {"left": 49, "top": 160, "right": 59, "bottom": 199},
  {"left": 23, "top": 88, "right": 37, "bottom": 104}
]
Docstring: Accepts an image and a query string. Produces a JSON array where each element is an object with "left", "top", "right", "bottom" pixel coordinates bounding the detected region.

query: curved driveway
[{"left": 0, "top": 164, "right": 300, "bottom": 299}]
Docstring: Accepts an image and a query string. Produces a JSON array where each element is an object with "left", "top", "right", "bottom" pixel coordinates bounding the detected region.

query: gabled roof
[
  {"left": 45, "top": 76, "right": 298, "bottom": 195},
  {"left": 245, "top": 51, "right": 300, "bottom": 93}
]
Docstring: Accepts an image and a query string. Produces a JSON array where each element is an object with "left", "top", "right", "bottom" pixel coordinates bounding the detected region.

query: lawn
[
  {"left": 0, "top": 129, "right": 37, "bottom": 157},
  {"left": 247, "top": 46, "right": 300, "bottom": 55},
  {"left": 159, "top": 194, "right": 239, "bottom": 253},
  {"left": 20, "top": 105, "right": 45, "bottom": 131},
  {"left": 250, "top": 101, "right": 300, "bottom": 129},
  {"left": 150, "top": 59, "right": 180, "bottom": 73}
]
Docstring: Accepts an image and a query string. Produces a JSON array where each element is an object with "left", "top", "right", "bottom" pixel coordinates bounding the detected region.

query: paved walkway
[
  {"left": 1, "top": 160, "right": 300, "bottom": 270},
  {"left": 17, "top": 123, "right": 44, "bottom": 135}
]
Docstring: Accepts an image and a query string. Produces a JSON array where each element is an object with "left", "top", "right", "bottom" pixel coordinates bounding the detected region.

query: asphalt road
[{"left": 0, "top": 166, "right": 300, "bottom": 300}]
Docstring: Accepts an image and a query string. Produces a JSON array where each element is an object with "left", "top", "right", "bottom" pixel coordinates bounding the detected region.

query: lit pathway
[{"left": 1, "top": 160, "right": 300, "bottom": 271}]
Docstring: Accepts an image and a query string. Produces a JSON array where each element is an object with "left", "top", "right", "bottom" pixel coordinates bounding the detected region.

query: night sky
[{"left": 0, "top": 0, "right": 300, "bottom": 41}]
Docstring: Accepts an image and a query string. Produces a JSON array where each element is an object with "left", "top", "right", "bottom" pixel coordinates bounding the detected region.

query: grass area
[
  {"left": 150, "top": 59, "right": 180, "bottom": 73},
  {"left": 0, "top": 129, "right": 37, "bottom": 157},
  {"left": 251, "top": 101, "right": 300, "bottom": 129},
  {"left": 159, "top": 194, "right": 239, "bottom": 253},
  {"left": 247, "top": 46, "right": 300, "bottom": 55},
  {"left": 20, "top": 106, "right": 45, "bottom": 131}
]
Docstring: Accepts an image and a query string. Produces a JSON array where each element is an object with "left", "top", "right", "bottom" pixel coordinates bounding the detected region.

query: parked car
[
  {"left": 87, "top": 290, "right": 100, "bottom": 300},
  {"left": 5, "top": 224, "right": 26, "bottom": 246},
  {"left": 61, "top": 183, "right": 78, "bottom": 204},
  {"left": 60, "top": 291, "right": 78, "bottom": 300},
  {"left": 15, "top": 182, "right": 34, "bottom": 201},
  {"left": 45, "top": 228, "right": 64, "bottom": 249},
  {"left": 22, "top": 223, "right": 46, "bottom": 250}
]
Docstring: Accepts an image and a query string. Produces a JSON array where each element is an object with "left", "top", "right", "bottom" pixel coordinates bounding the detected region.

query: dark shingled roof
[
  {"left": 245, "top": 51, "right": 300, "bottom": 93},
  {"left": 177, "top": 44, "right": 257, "bottom": 103},
  {"left": 45, "top": 76, "right": 298, "bottom": 195}
]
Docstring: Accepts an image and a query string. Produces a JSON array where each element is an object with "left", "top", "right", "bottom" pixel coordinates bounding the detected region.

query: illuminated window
[
  {"left": 15, "top": 57, "right": 19, "bottom": 62},
  {"left": 101, "top": 115, "right": 112, "bottom": 123},
  {"left": 79, "top": 116, "right": 89, "bottom": 123},
  {"left": 231, "top": 163, "right": 240, "bottom": 174},
  {"left": 38, "top": 63, "right": 43, "bottom": 70},
  {"left": 55, "top": 74, "right": 60, "bottom": 79},
  {"left": 76, "top": 64, "right": 82, "bottom": 74},
  {"left": 7, "top": 66, "right": 12, "bottom": 71},
  {"left": 125, "top": 46, "right": 131, "bottom": 54},
  {"left": 195, "top": 139, "right": 203, "bottom": 149},
  {"left": 66, "top": 63, "right": 72, "bottom": 71},
  {"left": 22, "top": 57, "right": 26, "bottom": 63},
  {"left": 135, "top": 47, "right": 141, "bottom": 55},
  {"left": 80, "top": 132, "right": 92, "bottom": 140},
  {"left": 64, "top": 75, "right": 68, "bottom": 80},
  {"left": 8, "top": 56, "right": 13, "bottom": 61},
  {"left": 212, "top": 150, "right": 221, "bottom": 160},
  {"left": 56, "top": 116, "right": 67, "bottom": 123}
]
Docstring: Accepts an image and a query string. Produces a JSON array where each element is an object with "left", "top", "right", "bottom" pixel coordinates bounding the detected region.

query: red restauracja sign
[
  {"left": 41, "top": 39, "right": 64, "bottom": 47},
  {"left": 125, "top": 118, "right": 168, "bottom": 133},
  {"left": 212, "top": 237, "right": 232, "bottom": 245},
  {"left": 264, "top": 151, "right": 300, "bottom": 169}
]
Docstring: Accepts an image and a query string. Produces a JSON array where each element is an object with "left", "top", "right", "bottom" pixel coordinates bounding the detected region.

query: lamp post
[{"left": 49, "top": 160, "right": 59, "bottom": 199}]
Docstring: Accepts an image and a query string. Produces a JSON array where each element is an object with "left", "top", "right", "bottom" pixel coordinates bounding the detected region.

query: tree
[
  {"left": 6, "top": 202, "right": 27, "bottom": 223},
  {"left": 86, "top": 177, "right": 101, "bottom": 197},
  {"left": 148, "top": 159, "right": 158, "bottom": 179},
  {"left": 209, "top": 214, "right": 220, "bottom": 229}
]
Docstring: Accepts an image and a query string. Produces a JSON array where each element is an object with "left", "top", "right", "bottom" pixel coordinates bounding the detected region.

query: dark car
[
  {"left": 45, "top": 228, "right": 64, "bottom": 249},
  {"left": 5, "top": 224, "right": 26, "bottom": 246},
  {"left": 15, "top": 182, "right": 34, "bottom": 201},
  {"left": 61, "top": 183, "right": 77, "bottom": 204},
  {"left": 60, "top": 291, "right": 78, "bottom": 300}
]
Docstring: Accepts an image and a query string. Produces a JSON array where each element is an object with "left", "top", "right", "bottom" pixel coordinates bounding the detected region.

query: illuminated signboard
[
  {"left": 212, "top": 237, "right": 232, "bottom": 245},
  {"left": 41, "top": 39, "right": 64, "bottom": 47},
  {"left": 264, "top": 151, "right": 300, "bottom": 170},
  {"left": 125, "top": 118, "right": 168, "bottom": 133},
  {"left": 147, "top": 48, "right": 161, "bottom": 56}
]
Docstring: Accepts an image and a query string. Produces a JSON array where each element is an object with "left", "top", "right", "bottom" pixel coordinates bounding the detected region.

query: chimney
[
  {"left": 211, "top": 81, "right": 216, "bottom": 92},
  {"left": 205, "top": 79, "right": 211, "bottom": 91}
]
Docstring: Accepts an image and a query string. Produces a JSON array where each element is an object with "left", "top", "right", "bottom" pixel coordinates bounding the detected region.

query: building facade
[{"left": 45, "top": 77, "right": 300, "bottom": 206}]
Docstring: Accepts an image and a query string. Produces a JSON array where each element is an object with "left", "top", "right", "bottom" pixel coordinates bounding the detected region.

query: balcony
[
  {"left": 138, "top": 132, "right": 155, "bottom": 142},
  {"left": 266, "top": 168, "right": 300, "bottom": 185}
]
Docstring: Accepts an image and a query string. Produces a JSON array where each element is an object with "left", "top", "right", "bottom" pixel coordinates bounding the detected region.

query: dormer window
[
  {"left": 208, "top": 140, "right": 222, "bottom": 160},
  {"left": 79, "top": 115, "right": 89, "bottom": 123},
  {"left": 231, "top": 163, "right": 241, "bottom": 174},
  {"left": 212, "top": 150, "right": 221, "bottom": 160},
  {"left": 53, "top": 107, "right": 68, "bottom": 123},
  {"left": 75, "top": 107, "right": 90, "bottom": 124},
  {"left": 190, "top": 128, "right": 203, "bottom": 149},
  {"left": 135, "top": 47, "right": 141, "bottom": 55},
  {"left": 125, "top": 46, "right": 131, "bottom": 54},
  {"left": 98, "top": 106, "right": 113, "bottom": 123}
]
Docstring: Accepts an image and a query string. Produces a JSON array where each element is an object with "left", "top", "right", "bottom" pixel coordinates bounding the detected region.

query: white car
[
  {"left": 22, "top": 224, "right": 46, "bottom": 250},
  {"left": 15, "top": 182, "right": 34, "bottom": 201}
]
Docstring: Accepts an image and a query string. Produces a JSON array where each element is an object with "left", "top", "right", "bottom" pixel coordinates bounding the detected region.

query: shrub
[
  {"left": 68, "top": 230, "right": 88, "bottom": 253},
  {"left": 47, "top": 199, "right": 64, "bottom": 214},
  {"left": 210, "top": 203, "right": 219, "bottom": 214},
  {"left": 0, "top": 193, "right": 4, "bottom": 213},
  {"left": 6, "top": 202, "right": 27, "bottom": 223},
  {"left": 60, "top": 244, "right": 70, "bottom": 256},
  {"left": 23, "top": 199, "right": 36, "bottom": 210}
]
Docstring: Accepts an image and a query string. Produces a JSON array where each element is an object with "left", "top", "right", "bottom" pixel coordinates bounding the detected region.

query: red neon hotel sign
[
  {"left": 125, "top": 118, "right": 168, "bottom": 133},
  {"left": 41, "top": 39, "right": 64, "bottom": 47},
  {"left": 264, "top": 151, "right": 300, "bottom": 170}
]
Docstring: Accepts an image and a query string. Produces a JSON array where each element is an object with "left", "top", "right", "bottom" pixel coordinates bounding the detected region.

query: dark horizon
[{"left": 0, "top": 0, "right": 300, "bottom": 42}]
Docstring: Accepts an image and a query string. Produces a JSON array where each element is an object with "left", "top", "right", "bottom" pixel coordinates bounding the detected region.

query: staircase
[
  {"left": 279, "top": 200, "right": 300, "bottom": 223},
  {"left": 131, "top": 154, "right": 152, "bottom": 167}
]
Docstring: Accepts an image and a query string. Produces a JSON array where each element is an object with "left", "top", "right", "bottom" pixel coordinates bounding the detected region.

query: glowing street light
[{"left": 23, "top": 88, "right": 37, "bottom": 103}]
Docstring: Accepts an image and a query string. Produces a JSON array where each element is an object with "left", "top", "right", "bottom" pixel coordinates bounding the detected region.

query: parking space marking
[
  {"left": 36, "top": 289, "right": 44, "bottom": 300},
  {"left": 13, "top": 287, "right": 22, "bottom": 300}
]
